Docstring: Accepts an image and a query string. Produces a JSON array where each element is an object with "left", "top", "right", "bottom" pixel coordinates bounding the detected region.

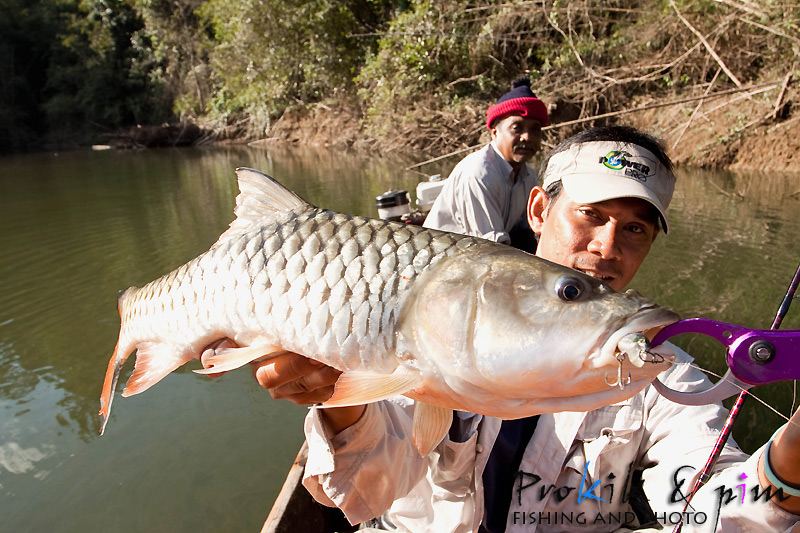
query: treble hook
[{"left": 605, "top": 353, "right": 632, "bottom": 390}]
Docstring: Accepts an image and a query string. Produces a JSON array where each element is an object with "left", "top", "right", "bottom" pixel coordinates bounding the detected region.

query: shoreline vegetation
[{"left": 5, "top": 1, "right": 800, "bottom": 171}]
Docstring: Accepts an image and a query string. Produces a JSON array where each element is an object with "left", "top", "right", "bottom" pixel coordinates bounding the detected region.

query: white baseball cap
[{"left": 542, "top": 141, "right": 676, "bottom": 233}]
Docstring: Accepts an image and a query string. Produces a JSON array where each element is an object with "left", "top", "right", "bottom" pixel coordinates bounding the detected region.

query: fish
[{"left": 99, "top": 167, "right": 680, "bottom": 455}]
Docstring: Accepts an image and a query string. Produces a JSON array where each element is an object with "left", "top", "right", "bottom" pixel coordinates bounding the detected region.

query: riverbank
[
  {"left": 79, "top": 79, "right": 800, "bottom": 175},
  {"left": 10, "top": 0, "right": 799, "bottom": 172},
  {"left": 87, "top": 65, "right": 800, "bottom": 173},
  {"left": 232, "top": 84, "right": 800, "bottom": 173}
]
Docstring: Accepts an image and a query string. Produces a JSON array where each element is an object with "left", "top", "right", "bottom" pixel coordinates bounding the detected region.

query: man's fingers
[
  {"left": 250, "top": 352, "right": 324, "bottom": 388},
  {"left": 269, "top": 366, "right": 342, "bottom": 400},
  {"left": 199, "top": 338, "right": 239, "bottom": 379},
  {"left": 251, "top": 352, "right": 342, "bottom": 405},
  {"left": 272, "top": 384, "right": 338, "bottom": 406}
]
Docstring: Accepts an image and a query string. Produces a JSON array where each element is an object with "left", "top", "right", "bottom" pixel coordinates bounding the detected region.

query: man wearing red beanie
[{"left": 423, "top": 78, "right": 549, "bottom": 251}]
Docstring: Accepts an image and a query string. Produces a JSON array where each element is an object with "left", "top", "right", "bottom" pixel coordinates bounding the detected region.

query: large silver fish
[{"left": 99, "top": 168, "right": 679, "bottom": 454}]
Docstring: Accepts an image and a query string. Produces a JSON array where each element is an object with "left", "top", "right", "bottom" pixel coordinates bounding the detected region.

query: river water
[{"left": 1, "top": 144, "right": 798, "bottom": 532}]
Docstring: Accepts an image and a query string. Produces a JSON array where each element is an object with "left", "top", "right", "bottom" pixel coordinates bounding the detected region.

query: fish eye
[{"left": 555, "top": 276, "right": 587, "bottom": 302}]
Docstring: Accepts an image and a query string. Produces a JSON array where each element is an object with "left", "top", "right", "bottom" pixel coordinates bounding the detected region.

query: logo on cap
[{"left": 598, "top": 151, "right": 652, "bottom": 182}]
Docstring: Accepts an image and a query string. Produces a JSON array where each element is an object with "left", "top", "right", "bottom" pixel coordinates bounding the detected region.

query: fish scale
[
  {"left": 100, "top": 167, "right": 680, "bottom": 457},
  {"left": 107, "top": 200, "right": 474, "bottom": 405},
  {"left": 244, "top": 209, "right": 471, "bottom": 364}
]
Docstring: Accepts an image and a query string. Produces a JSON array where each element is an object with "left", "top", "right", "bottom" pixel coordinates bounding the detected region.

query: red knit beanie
[{"left": 486, "top": 78, "right": 549, "bottom": 129}]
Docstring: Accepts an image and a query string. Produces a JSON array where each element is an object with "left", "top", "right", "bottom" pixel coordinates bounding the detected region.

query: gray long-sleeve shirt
[{"left": 422, "top": 142, "right": 537, "bottom": 243}]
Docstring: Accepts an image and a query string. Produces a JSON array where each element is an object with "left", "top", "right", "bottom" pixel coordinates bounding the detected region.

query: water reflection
[
  {"left": 0, "top": 146, "right": 434, "bottom": 532},
  {"left": 0, "top": 146, "right": 798, "bottom": 531},
  {"left": 634, "top": 166, "right": 800, "bottom": 450}
]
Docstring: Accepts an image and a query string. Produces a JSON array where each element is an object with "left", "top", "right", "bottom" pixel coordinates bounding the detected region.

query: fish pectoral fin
[
  {"left": 122, "top": 343, "right": 194, "bottom": 397},
  {"left": 193, "top": 344, "right": 280, "bottom": 375},
  {"left": 321, "top": 367, "right": 418, "bottom": 407},
  {"left": 412, "top": 403, "right": 453, "bottom": 457}
]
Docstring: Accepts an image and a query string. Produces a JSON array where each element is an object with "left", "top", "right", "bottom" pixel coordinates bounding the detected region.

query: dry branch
[
  {"left": 543, "top": 81, "right": 780, "bottom": 131},
  {"left": 407, "top": 80, "right": 783, "bottom": 170},
  {"left": 406, "top": 143, "right": 486, "bottom": 170},
  {"left": 738, "top": 16, "right": 800, "bottom": 44},
  {"left": 772, "top": 70, "right": 794, "bottom": 119},
  {"left": 671, "top": 69, "right": 721, "bottom": 150},
  {"left": 691, "top": 85, "right": 777, "bottom": 121},
  {"left": 669, "top": 0, "right": 742, "bottom": 87},
  {"left": 767, "top": 114, "right": 800, "bottom": 134},
  {"left": 713, "top": 0, "right": 767, "bottom": 19}
]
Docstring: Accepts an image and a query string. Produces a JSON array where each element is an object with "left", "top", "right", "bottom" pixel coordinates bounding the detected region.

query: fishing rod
[{"left": 666, "top": 260, "right": 800, "bottom": 533}]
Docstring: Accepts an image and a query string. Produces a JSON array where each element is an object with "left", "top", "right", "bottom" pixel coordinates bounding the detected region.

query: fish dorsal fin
[{"left": 215, "top": 167, "right": 313, "bottom": 244}]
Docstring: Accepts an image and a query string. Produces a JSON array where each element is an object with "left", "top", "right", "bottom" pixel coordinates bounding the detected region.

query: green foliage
[
  {"left": 197, "top": 0, "right": 402, "bottom": 123},
  {"left": 1, "top": 0, "right": 170, "bottom": 150},
  {"left": 352, "top": 0, "right": 655, "bottom": 128},
  {"left": 44, "top": 0, "right": 170, "bottom": 142},
  {"left": 356, "top": 0, "right": 549, "bottom": 133},
  {"left": 0, "top": 0, "right": 57, "bottom": 149},
  {"left": 131, "top": 0, "right": 211, "bottom": 117},
  {"left": 4, "top": 0, "right": 799, "bottom": 151}
]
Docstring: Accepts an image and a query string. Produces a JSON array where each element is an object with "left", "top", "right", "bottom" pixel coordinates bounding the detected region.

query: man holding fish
[{"left": 250, "top": 127, "right": 800, "bottom": 531}]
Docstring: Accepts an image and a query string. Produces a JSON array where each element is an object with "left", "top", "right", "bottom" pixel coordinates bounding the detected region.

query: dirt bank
[
  {"left": 250, "top": 102, "right": 374, "bottom": 151},
  {"left": 253, "top": 86, "right": 800, "bottom": 173}
]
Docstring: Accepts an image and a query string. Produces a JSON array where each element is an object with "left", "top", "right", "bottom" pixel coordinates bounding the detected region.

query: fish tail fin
[
  {"left": 99, "top": 336, "right": 133, "bottom": 435},
  {"left": 99, "top": 288, "right": 140, "bottom": 435}
]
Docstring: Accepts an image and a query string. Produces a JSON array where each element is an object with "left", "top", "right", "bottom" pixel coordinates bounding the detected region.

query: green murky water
[{"left": 0, "top": 145, "right": 798, "bottom": 531}]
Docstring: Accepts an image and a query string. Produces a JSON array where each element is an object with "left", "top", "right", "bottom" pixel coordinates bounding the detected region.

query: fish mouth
[{"left": 600, "top": 305, "right": 681, "bottom": 366}]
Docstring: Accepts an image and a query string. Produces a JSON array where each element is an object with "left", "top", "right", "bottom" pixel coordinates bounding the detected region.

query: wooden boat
[{"left": 262, "top": 441, "right": 358, "bottom": 533}]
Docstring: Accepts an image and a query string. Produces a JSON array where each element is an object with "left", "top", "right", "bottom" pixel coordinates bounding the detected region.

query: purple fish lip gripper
[{"left": 649, "top": 318, "right": 800, "bottom": 405}]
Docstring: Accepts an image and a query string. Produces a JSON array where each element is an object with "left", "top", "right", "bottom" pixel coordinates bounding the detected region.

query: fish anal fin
[
  {"left": 121, "top": 343, "right": 194, "bottom": 398},
  {"left": 193, "top": 344, "right": 281, "bottom": 375},
  {"left": 412, "top": 403, "right": 453, "bottom": 457},
  {"left": 215, "top": 168, "right": 313, "bottom": 244},
  {"left": 321, "top": 368, "right": 417, "bottom": 408}
]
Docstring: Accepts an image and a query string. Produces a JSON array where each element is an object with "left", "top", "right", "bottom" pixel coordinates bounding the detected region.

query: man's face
[
  {"left": 528, "top": 187, "right": 659, "bottom": 292},
  {"left": 491, "top": 116, "right": 542, "bottom": 168}
]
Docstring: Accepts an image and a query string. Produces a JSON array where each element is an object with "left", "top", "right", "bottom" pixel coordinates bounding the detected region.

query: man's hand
[
  {"left": 198, "top": 339, "right": 341, "bottom": 402},
  {"left": 250, "top": 352, "right": 366, "bottom": 435},
  {"left": 251, "top": 352, "right": 341, "bottom": 405},
  {"left": 199, "top": 341, "right": 366, "bottom": 434},
  {"left": 758, "top": 410, "right": 800, "bottom": 514},
  {"left": 199, "top": 338, "right": 238, "bottom": 379}
]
